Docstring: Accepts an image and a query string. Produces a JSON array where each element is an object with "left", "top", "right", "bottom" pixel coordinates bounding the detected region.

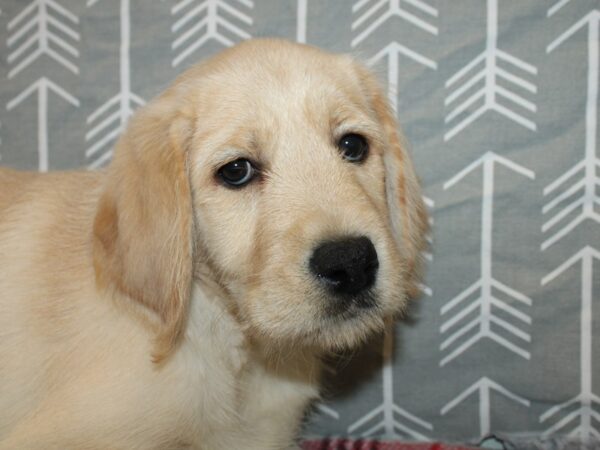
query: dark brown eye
[
  {"left": 338, "top": 133, "right": 368, "bottom": 163},
  {"left": 218, "top": 158, "right": 256, "bottom": 187}
]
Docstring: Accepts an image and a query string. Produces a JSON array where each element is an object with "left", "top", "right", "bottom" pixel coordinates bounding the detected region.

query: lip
[{"left": 323, "top": 289, "right": 379, "bottom": 320}]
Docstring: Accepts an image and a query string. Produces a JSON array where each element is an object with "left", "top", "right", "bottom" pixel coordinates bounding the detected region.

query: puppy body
[
  {"left": 0, "top": 169, "right": 316, "bottom": 449},
  {"left": 0, "top": 39, "right": 426, "bottom": 449}
]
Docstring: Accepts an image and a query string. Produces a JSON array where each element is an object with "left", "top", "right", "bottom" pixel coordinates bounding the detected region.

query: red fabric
[{"left": 301, "top": 439, "right": 477, "bottom": 450}]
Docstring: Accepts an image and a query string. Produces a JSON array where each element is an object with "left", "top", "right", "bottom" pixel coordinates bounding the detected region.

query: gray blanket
[{"left": 0, "top": 0, "right": 597, "bottom": 446}]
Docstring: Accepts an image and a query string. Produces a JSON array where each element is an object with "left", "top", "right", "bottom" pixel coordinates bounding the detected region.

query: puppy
[{"left": 0, "top": 39, "right": 427, "bottom": 449}]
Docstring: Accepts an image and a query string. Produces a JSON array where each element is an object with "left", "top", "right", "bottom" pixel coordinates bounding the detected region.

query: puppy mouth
[
  {"left": 243, "top": 283, "right": 387, "bottom": 351},
  {"left": 322, "top": 288, "right": 379, "bottom": 320},
  {"left": 309, "top": 295, "right": 386, "bottom": 350}
]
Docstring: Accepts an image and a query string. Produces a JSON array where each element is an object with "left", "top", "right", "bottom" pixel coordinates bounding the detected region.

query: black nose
[{"left": 309, "top": 236, "right": 379, "bottom": 297}]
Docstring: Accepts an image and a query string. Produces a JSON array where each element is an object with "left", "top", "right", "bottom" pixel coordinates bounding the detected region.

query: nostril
[
  {"left": 318, "top": 269, "right": 347, "bottom": 287},
  {"left": 309, "top": 236, "right": 379, "bottom": 297}
]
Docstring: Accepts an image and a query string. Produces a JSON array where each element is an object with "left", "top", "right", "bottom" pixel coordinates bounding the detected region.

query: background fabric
[{"left": 0, "top": 0, "right": 598, "bottom": 446}]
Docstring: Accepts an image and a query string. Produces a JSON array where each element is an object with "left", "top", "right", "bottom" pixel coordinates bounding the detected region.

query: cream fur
[{"left": 0, "top": 39, "right": 427, "bottom": 449}]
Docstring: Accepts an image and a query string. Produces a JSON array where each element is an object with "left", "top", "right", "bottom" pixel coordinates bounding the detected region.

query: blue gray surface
[{"left": 0, "top": 0, "right": 598, "bottom": 445}]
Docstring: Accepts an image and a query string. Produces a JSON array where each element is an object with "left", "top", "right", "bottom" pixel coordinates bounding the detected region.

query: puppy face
[
  {"left": 185, "top": 41, "right": 425, "bottom": 350},
  {"left": 94, "top": 39, "right": 427, "bottom": 359}
]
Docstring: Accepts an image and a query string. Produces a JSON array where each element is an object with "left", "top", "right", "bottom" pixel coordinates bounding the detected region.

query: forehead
[{"left": 188, "top": 44, "right": 372, "bottom": 136}]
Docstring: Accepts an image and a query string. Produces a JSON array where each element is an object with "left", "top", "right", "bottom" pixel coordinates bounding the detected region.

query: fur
[{"left": 0, "top": 39, "right": 427, "bottom": 449}]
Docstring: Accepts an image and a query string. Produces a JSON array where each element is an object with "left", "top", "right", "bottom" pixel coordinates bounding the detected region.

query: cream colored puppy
[{"left": 0, "top": 39, "right": 427, "bottom": 449}]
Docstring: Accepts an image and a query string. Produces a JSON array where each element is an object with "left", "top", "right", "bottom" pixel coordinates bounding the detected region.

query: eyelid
[
  {"left": 212, "top": 150, "right": 245, "bottom": 169},
  {"left": 212, "top": 150, "right": 262, "bottom": 173},
  {"left": 333, "top": 123, "right": 378, "bottom": 147}
]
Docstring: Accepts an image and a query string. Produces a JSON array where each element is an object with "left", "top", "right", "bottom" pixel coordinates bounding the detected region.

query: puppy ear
[
  {"left": 353, "top": 62, "right": 429, "bottom": 298},
  {"left": 93, "top": 98, "right": 194, "bottom": 362}
]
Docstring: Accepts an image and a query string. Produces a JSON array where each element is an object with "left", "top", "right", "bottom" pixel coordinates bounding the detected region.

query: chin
[{"left": 243, "top": 287, "right": 402, "bottom": 354}]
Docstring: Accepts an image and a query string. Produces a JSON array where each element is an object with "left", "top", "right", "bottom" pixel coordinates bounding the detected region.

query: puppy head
[{"left": 93, "top": 39, "right": 427, "bottom": 359}]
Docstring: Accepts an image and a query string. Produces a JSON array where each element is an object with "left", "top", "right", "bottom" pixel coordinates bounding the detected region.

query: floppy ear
[
  {"left": 93, "top": 98, "right": 194, "bottom": 362},
  {"left": 353, "top": 62, "right": 429, "bottom": 298}
]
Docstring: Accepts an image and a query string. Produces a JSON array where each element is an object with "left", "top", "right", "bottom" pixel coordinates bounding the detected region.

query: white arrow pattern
[
  {"left": 6, "top": 0, "right": 79, "bottom": 79},
  {"left": 440, "top": 152, "right": 535, "bottom": 367},
  {"left": 348, "top": 321, "right": 433, "bottom": 441},
  {"left": 6, "top": 77, "right": 79, "bottom": 172},
  {"left": 296, "top": 0, "right": 307, "bottom": 43},
  {"left": 419, "top": 196, "right": 434, "bottom": 297},
  {"left": 352, "top": 0, "right": 437, "bottom": 115},
  {"left": 86, "top": 0, "right": 144, "bottom": 169},
  {"left": 442, "top": 377, "right": 530, "bottom": 438},
  {"left": 366, "top": 42, "right": 436, "bottom": 114},
  {"left": 540, "top": 247, "right": 600, "bottom": 442},
  {"left": 171, "top": 0, "right": 253, "bottom": 67},
  {"left": 444, "top": 0, "right": 537, "bottom": 141},
  {"left": 542, "top": 9, "right": 600, "bottom": 250},
  {"left": 352, "top": 0, "right": 437, "bottom": 48}
]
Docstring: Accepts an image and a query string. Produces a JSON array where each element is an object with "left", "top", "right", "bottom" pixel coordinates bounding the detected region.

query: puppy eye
[
  {"left": 218, "top": 158, "right": 256, "bottom": 187},
  {"left": 338, "top": 133, "right": 369, "bottom": 163}
]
